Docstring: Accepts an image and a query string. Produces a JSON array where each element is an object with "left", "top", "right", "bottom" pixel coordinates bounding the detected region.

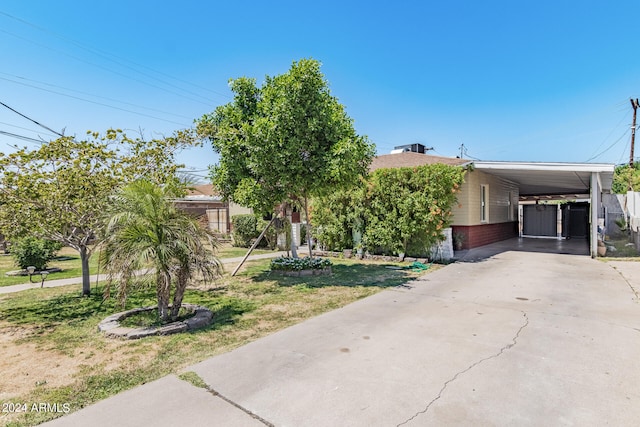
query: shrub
[
  {"left": 231, "top": 214, "right": 258, "bottom": 247},
  {"left": 270, "top": 256, "right": 332, "bottom": 271},
  {"left": 313, "top": 164, "right": 465, "bottom": 255},
  {"left": 11, "top": 237, "right": 62, "bottom": 270}
]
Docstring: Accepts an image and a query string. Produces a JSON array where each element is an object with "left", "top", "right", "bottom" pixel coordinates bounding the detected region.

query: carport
[{"left": 472, "top": 161, "right": 614, "bottom": 258}]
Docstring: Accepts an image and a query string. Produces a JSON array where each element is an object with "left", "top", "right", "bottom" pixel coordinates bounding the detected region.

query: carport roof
[{"left": 473, "top": 161, "right": 614, "bottom": 197}]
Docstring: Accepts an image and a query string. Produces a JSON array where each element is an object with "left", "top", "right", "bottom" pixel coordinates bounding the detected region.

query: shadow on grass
[
  {"left": 0, "top": 291, "right": 118, "bottom": 327},
  {"left": 251, "top": 262, "right": 423, "bottom": 289},
  {"left": 0, "top": 287, "right": 255, "bottom": 331}
]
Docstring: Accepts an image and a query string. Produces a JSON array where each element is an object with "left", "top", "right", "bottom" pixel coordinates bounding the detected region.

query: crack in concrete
[
  {"left": 199, "top": 383, "right": 275, "bottom": 426},
  {"left": 204, "top": 386, "right": 275, "bottom": 426},
  {"left": 610, "top": 265, "right": 640, "bottom": 301},
  {"left": 396, "top": 311, "right": 529, "bottom": 427}
]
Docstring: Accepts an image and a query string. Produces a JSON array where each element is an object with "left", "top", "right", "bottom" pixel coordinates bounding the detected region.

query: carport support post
[{"left": 590, "top": 172, "right": 599, "bottom": 258}]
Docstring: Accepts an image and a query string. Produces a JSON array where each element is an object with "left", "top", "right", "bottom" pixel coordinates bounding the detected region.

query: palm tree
[{"left": 101, "top": 180, "right": 222, "bottom": 322}]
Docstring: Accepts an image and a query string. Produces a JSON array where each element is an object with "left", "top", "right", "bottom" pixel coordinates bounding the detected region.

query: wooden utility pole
[{"left": 630, "top": 98, "right": 639, "bottom": 167}]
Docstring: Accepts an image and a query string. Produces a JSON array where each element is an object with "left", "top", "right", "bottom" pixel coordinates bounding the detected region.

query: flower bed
[{"left": 270, "top": 256, "right": 332, "bottom": 276}]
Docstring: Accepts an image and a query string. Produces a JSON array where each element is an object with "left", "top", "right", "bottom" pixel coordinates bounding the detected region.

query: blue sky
[{"left": 1, "top": 1, "right": 640, "bottom": 180}]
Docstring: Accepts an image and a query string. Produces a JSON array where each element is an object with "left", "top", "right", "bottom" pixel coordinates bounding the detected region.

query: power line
[
  {"left": 0, "top": 28, "right": 215, "bottom": 108},
  {"left": 584, "top": 128, "right": 630, "bottom": 162},
  {"left": 0, "top": 130, "right": 46, "bottom": 145},
  {"left": 0, "top": 72, "right": 194, "bottom": 120},
  {"left": 584, "top": 108, "right": 631, "bottom": 161},
  {"left": 0, "top": 10, "right": 230, "bottom": 102},
  {"left": 0, "top": 76, "right": 192, "bottom": 127},
  {"left": 0, "top": 120, "right": 57, "bottom": 138},
  {"left": 0, "top": 101, "right": 64, "bottom": 137},
  {"left": 617, "top": 139, "right": 630, "bottom": 165}
]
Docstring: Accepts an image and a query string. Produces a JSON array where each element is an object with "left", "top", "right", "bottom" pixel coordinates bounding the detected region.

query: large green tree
[
  {"left": 197, "top": 58, "right": 375, "bottom": 257},
  {"left": 101, "top": 180, "right": 222, "bottom": 322},
  {"left": 0, "top": 129, "right": 193, "bottom": 296},
  {"left": 612, "top": 163, "right": 640, "bottom": 193}
]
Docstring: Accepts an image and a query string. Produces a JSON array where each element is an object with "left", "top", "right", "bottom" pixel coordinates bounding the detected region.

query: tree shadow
[
  {"left": 0, "top": 292, "right": 116, "bottom": 327},
  {"left": 250, "top": 262, "right": 424, "bottom": 289},
  {"left": 0, "top": 288, "right": 255, "bottom": 332}
]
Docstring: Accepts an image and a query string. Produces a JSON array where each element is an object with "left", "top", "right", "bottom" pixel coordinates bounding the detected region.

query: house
[
  {"left": 370, "top": 144, "right": 615, "bottom": 258},
  {"left": 173, "top": 184, "right": 252, "bottom": 235}
]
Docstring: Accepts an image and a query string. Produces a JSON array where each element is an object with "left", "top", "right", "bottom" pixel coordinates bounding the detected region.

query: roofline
[{"left": 472, "top": 161, "right": 614, "bottom": 173}]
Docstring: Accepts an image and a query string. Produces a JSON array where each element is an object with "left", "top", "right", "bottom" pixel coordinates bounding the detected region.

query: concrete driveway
[{"left": 44, "top": 249, "right": 640, "bottom": 426}]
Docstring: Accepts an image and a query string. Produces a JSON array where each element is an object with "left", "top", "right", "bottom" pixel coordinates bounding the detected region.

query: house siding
[
  {"left": 451, "top": 170, "right": 519, "bottom": 249},
  {"left": 451, "top": 170, "right": 519, "bottom": 226}
]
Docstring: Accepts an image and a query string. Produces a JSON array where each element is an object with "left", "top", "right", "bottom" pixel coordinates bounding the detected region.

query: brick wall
[{"left": 452, "top": 222, "right": 518, "bottom": 249}]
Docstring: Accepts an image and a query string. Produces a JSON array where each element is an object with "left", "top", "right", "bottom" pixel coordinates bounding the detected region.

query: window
[{"left": 481, "top": 185, "right": 488, "bottom": 222}]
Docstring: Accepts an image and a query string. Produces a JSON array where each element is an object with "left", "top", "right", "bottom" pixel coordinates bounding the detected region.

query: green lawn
[
  {"left": 0, "top": 257, "right": 432, "bottom": 426},
  {"left": 214, "top": 244, "right": 279, "bottom": 259},
  {"left": 0, "top": 247, "right": 101, "bottom": 288},
  {"left": 0, "top": 244, "right": 277, "bottom": 288}
]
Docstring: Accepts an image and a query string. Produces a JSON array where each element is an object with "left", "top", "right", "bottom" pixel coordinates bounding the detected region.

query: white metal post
[{"left": 590, "top": 172, "right": 599, "bottom": 258}]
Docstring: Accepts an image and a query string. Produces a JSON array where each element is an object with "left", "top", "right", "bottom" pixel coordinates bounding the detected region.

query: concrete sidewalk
[
  {"left": 0, "top": 250, "right": 288, "bottom": 295},
  {"left": 41, "top": 250, "right": 640, "bottom": 426}
]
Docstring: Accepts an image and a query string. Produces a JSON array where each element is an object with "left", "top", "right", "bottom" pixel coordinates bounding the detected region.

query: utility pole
[
  {"left": 459, "top": 143, "right": 465, "bottom": 159},
  {"left": 630, "top": 98, "right": 639, "bottom": 167}
]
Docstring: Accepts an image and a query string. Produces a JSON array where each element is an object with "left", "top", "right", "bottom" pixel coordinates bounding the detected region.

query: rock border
[
  {"left": 272, "top": 266, "right": 332, "bottom": 277},
  {"left": 98, "top": 304, "right": 214, "bottom": 340},
  {"left": 313, "top": 250, "right": 429, "bottom": 264}
]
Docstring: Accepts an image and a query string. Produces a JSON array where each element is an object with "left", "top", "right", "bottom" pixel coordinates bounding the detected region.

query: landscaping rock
[
  {"left": 97, "top": 321, "right": 120, "bottom": 332},
  {"left": 127, "top": 328, "right": 158, "bottom": 340},
  {"left": 98, "top": 305, "right": 214, "bottom": 339},
  {"left": 185, "top": 316, "right": 211, "bottom": 330},
  {"left": 157, "top": 323, "right": 188, "bottom": 335},
  {"left": 103, "top": 327, "right": 134, "bottom": 339},
  {"left": 275, "top": 267, "right": 332, "bottom": 277}
]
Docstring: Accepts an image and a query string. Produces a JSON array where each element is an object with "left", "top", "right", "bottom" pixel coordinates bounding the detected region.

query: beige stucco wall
[
  {"left": 451, "top": 169, "right": 519, "bottom": 226},
  {"left": 229, "top": 202, "right": 252, "bottom": 217}
]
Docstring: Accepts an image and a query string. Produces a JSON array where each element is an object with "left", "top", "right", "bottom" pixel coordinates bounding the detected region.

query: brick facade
[{"left": 452, "top": 222, "right": 518, "bottom": 249}]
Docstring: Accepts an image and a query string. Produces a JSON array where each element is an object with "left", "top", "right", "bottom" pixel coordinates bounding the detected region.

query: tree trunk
[
  {"left": 80, "top": 246, "right": 91, "bottom": 297},
  {"left": 304, "top": 196, "right": 313, "bottom": 258},
  {"left": 157, "top": 270, "right": 171, "bottom": 322},
  {"left": 170, "top": 269, "right": 188, "bottom": 321}
]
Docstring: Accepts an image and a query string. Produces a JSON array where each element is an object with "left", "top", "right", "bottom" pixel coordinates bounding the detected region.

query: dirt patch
[
  {"left": 0, "top": 340, "right": 77, "bottom": 400},
  {"left": 0, "top": 322, "right": 160, "bottom": 401}
]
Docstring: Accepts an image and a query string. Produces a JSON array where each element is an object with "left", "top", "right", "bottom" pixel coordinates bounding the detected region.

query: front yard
[
  {"left": 0, "top": 243, "right": 278, "bottom": 288},
  {"left": 0, "top": 257, "right": 435, "bottom": 426},
  {"left": 0, "top": 248, "right": 101, "bottom": 288}
]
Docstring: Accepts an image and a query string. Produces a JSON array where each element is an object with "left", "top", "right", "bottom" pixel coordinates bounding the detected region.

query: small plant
[
  {"left": 615, "top": 217, "right": 628, "bottom": 232},
  {"left": 10, "top": 237, "right": 62, "bottom": 270},
  {"left": 270, "top": 256, "right": 332, "bottom": 271}
]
